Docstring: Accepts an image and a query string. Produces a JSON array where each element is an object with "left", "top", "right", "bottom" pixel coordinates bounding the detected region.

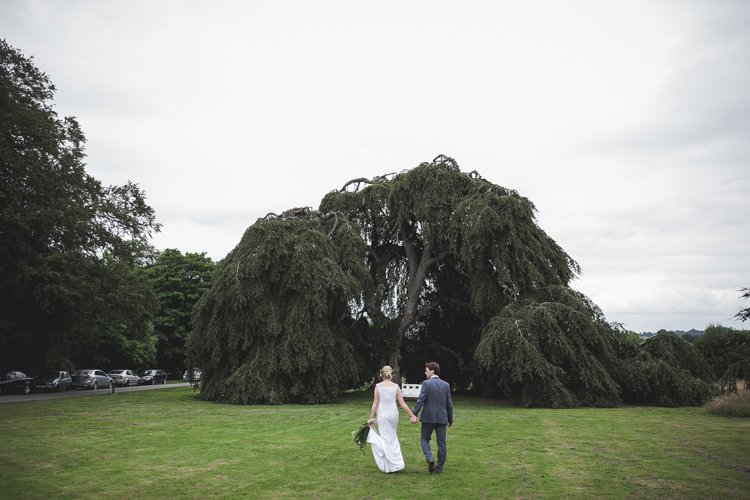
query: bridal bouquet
[{"left": 352, "top": 420, "right": 371, "bottom": 453}]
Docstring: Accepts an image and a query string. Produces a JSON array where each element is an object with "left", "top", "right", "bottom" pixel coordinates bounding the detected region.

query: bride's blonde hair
[{"left": 380, "top": 365, "right": 393, "bottom": 380}]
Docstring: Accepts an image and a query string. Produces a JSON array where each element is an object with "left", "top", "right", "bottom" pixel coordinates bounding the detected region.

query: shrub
[
  {"left": 610, "top": 333, "right": 716, "bottom": 407},
  {"left": 705, "top": 384, "right": 750, "bottom": 418}
]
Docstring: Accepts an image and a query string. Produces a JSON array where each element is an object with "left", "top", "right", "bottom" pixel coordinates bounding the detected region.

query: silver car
[
  {"left": 33, "top": 370, "right": 72, "bottom": 392},
  {"left": 108, "top": 369, "right": 140, "bottom": 387},
  {"left": 71, "top": 369, "right": 113, "bottom": 390}
]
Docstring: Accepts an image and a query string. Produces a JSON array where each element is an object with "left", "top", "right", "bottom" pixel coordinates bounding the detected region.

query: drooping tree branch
[
  {"left": 424, "top": 250, "right": 451, "bottom": 269},
  {"left": 262, "top": 206, "right": 315, "bottom": 220},
  {"left": 431, "top": 154, "right": 460, "bottom": 170},
  {"left": 189, "top": 212, "right": 364, "bottom": 404},
  {"left": 261, "top": 207, "right": 349, "bottom": 237},
  {"left": 338, "top": 173, "right": 396, "bottom": 193}
]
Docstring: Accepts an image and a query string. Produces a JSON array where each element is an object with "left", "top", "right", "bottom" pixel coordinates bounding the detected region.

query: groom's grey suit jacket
[{"left": 412, "top": 376, "right": 453, "bottom": 425}]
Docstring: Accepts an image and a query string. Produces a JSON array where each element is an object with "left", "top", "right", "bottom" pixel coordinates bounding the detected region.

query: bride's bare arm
[
  {"left": 396, "top": 388, "right": 416, "bottom": 419},
  {"left": 368, "top": 386, "right": 380, "bottom": 426}
]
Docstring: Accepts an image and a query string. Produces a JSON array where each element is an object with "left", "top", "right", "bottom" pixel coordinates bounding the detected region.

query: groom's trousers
[{"left": 420, "top": 423, "right": 447, "bottom": 470}]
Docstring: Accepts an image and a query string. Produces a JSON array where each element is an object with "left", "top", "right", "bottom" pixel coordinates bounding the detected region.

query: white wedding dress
[{"left": 367, "top": 383, "right": 405, "bottom": 473}]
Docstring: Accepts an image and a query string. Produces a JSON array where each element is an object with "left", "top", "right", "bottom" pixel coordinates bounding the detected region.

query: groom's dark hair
[{"left": 426, "top": 362, "right": 440, "bottom": 375}]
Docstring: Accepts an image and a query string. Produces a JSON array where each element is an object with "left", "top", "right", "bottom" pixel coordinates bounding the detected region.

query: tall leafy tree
[
  {"left": 189, "top": 156, "right": 715, "bottom": 407},
  {"left": 320, "top": 156, "right": 578, "bottom": 379},
  {"left": 0, "top": 39, "right": 160, "bottom": 371},
  {"left": 145, "top": 249, "right": 215, "bottom": 377},
  {"left": 694, "top": 325, "right": 750, "bottom": 391},
  {"left": 188, "top": 209, "right": 367, "bottom": 404}
]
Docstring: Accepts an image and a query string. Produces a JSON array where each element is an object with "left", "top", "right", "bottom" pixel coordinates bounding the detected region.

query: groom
[{"left": 410, "top": 361, "right": 453, "bottom": 474}]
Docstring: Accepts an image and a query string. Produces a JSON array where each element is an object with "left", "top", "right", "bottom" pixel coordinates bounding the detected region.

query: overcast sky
[{"left": 2, "top": 0, "right": 748, "bottom": 333}]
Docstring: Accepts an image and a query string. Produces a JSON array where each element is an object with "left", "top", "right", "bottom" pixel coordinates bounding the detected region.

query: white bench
[{"left": 401, "top": 383, "right": 422, "bottom": 399}]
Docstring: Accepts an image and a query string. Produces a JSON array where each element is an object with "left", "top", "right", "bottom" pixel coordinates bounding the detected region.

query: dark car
[
  {"left": 139, "top": 369, "right": 167, "bottom": 385},
  {"left": 0, "top": 371, "right": 34, "bottom": 395},
  {"left": 71, "top": 369, "right": 113, "bottom": 390},
  {"left": 33, "top": 370, "right": 72, "bottom": 392}
]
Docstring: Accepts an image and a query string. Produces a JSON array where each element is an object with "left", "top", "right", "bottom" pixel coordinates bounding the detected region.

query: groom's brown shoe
[{"left": 427, "top": 459, "right": 435, "bottom": 473}]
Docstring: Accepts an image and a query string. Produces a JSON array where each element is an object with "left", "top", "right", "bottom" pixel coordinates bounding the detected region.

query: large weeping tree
[
  {"left": 319, "top": 155, "right": 578, "bottom": 379},
  {"left": 189, "top": 156, "right": 714, "bottom": 406}
]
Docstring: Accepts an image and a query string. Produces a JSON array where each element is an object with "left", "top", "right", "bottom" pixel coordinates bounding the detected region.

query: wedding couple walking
[{"left": 366, "top": 362, "right": 453, "bottom": 474}]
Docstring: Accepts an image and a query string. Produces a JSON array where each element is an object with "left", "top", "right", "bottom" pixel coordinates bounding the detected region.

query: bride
[{"left": 366, "top": 365, "right": 417, "bottom": 473}]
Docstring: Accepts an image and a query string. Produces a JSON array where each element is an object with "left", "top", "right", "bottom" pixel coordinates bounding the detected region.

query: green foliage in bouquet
[{"left": 352, "top": 421, "right": 370, "bottom": 453}]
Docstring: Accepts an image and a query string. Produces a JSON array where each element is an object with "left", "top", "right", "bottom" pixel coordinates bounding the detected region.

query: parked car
[
  {"left": 0, "top": 370, "right": 34, "bottom": 395},
  {"left": 33, "top": 370, "right": 72, "bottom": 392},
  {"left": 71, "top": 369, "right": 113, "bottom": 390},
  {"left": 139, "top": 369, "right": 167, "bottom": 385},
  {"left": 108, "top": 369, "right": 140, "bottom": 387},
  {"left": 182, "top": 368, "right": 202, "bottom": 383}
]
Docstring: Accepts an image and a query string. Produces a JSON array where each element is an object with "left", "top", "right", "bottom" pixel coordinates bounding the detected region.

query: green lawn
[{"left": 1, "top": 388, "right": 748, "bottom": 499}]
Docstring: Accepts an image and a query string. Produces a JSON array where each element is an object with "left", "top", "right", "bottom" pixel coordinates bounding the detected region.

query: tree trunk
[
  {"left": 390, "top": 225, "right": 449, "bottom": 383},
  {"left": 387, "top": 342, "right": 401, "bottom": 383}
]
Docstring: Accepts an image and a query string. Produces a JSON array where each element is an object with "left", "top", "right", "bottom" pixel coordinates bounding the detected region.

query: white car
[{"left": 108, "top": 369, "right": 140, "bottom": 387}]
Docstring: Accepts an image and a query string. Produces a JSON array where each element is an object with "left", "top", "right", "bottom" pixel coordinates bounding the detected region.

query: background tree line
[{"left": 1, "top": 39, "right": 213, "bottom": 374}]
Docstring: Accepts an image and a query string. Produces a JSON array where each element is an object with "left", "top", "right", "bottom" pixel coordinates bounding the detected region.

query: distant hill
[{"left": 639, "top": 329, "right": 704, "bottom": 340}]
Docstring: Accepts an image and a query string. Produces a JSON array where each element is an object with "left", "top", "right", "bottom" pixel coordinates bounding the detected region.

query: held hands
[{"left": 409, "top": 415, "right": 418, "bottom": 424}]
